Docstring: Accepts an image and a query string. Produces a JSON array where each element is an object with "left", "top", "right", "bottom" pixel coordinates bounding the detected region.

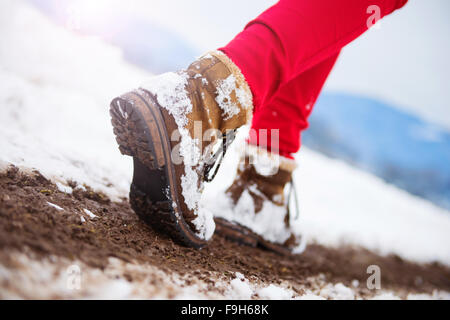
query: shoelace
[{"left": 203, "top": 130, "right": 236, "bottom": 182}]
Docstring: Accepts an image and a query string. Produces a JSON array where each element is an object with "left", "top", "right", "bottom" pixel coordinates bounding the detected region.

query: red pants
[{"left": 220, "top": 0, "right": 408, "bottom": 158}]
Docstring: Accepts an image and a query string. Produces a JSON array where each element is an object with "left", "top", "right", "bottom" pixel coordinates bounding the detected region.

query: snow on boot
[
  {"left": 215, "top": 145, "right": 303, "bottom": 255},
  {"left": 110, "top": 51, "right": 253, "bottom": 248}
]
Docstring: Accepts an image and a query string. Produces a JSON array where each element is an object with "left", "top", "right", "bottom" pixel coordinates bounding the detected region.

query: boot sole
[
  {"left": 214, "top": 218, "right": 293, "bottom": 255},
  {"left": 110, "top": 89, "right": 208, "bottom": 249}
]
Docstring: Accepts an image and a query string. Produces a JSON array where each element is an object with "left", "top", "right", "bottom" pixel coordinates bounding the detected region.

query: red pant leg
[
  {"left": 249, "top": 53, "right": 340, "bottom": 158},
  {"left": 220, "top": 0, "right": 407, "bottom": 111}
]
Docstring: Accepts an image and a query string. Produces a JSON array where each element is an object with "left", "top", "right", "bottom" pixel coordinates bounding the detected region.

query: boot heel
[{"left": 110, "top": 92, "right": 160, "bottom": 170}]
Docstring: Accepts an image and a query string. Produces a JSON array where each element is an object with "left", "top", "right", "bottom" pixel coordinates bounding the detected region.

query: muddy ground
[{"left": 0, "top": 166, "right": 449, "bottom": 299}]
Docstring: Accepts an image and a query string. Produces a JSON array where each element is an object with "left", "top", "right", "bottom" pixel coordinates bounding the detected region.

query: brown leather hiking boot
[
  {"left": 214, "top": 145, "right": 303, "bottom": 255},
  {"left": 110, "top": 51, "right": 253, "bottom": 248}
]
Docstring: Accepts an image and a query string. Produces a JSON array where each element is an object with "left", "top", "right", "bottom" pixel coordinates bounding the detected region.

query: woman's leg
[
  {"left": 248, "top": 52, "right": 340, "bottom": 158},
  {"left": 220, "top": 53, "right": 340, "bottom": 252},
  {"left": 220, "top": 0, "right": 407, "bottom": 111}
]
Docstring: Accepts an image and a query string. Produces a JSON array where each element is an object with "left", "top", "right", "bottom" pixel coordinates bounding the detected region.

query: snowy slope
[
  {"left": 1, "top": 0, "right": 449, "bottom": 267},
  {"left": 0, "top": 0, "right": 143, "bottom": 200}
]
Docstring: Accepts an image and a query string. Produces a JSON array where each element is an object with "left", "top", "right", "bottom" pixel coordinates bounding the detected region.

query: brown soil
[{"left": 0, "top": 166, "right": 449, "bottom": 297}]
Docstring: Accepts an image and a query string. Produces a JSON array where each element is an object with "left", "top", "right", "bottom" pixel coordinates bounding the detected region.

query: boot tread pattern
[{"left": 110, "top": 94, "right": 207, "bottom": 249}]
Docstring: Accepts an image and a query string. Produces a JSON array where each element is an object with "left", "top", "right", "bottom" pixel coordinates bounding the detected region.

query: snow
[
  {"left": 215, "top": 74, "right": 241, "bottom": 120},
  {"left": 47, "top": 202, "right": 64, "bottom": 211},
  {"left": 370, "top": 292, "right": 401, "bottom": 300},
  {"left": 319, "top": 283, "right": 355, "bottom": 300},
  {"left": 55, "top": 182, "right": 73, "bottom": 194},
  {"left": 90, "top": 280, "right": 133, "bottom": 300},
  {"left": 0, "top": 251, "right": 448, "bottom": 300},
  {"left": 246, "top": 144, "right": 281, "bottom": 176},
  {"left": 227, "top": 273, "right": 309, "bottom": 300},
  {"left": 141, "top": 72, "right": 192, "bottom": 128},
  {"left": 257, "top": 284, "right": 293, "bottom": 300},
  {"left": 297, "top": 293, "right": 326, "bottom": 300},
  {"left": 1, "top": 0, "right": 449, "bottom": 275},
  {"left": 228, "top": 277, "right": 253, "bottom": 300},
  {"left": 407, "top": 291, "right": 450, "bottom": 300},
  {"left": 351, "top": 279, "right": 360, "bottom": 288},
  {"left": 83, "top": 209, "right": 97, "bottom": 219},
  {"left": 0, "top": 0, "right": 144, "bottom": 202}
]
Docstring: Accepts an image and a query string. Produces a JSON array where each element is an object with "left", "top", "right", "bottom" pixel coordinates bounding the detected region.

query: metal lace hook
[
  {"left": 203, "top": 130, "right": 236, "bottom": 182},
  {"left": 287, "top": 177, "right": 300, "bottom": 220}
]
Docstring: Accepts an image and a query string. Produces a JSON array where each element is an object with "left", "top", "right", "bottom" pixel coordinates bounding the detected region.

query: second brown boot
[{"left": 214, "top": 145, "right": 304, "bottom": 255}]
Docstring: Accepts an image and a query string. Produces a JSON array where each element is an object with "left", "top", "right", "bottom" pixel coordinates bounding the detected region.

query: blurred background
[{"left": 26, "top": 0, "right": 450, "bottom": 210}]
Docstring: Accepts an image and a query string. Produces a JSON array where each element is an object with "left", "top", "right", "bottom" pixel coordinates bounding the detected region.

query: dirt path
[{"left": 0, "top": 166, "right": 449, "bottom": 298}]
